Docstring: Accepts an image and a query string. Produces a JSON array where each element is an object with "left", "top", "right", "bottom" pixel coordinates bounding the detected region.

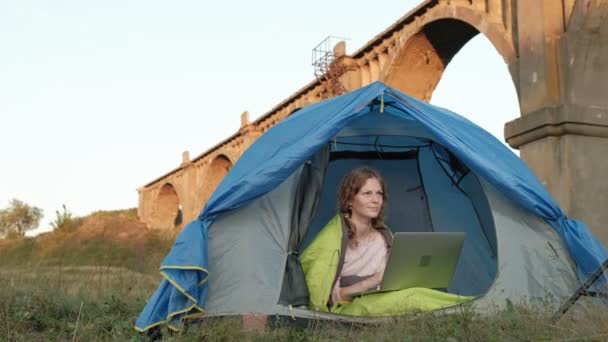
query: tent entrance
[{"left": 280, "top": 135, "right": 498, "bottom": 307}]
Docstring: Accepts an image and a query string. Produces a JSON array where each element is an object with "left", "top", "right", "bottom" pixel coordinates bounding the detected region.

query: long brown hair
[{"left": 337, "top": 167, "right": 388, "bottom": 247}]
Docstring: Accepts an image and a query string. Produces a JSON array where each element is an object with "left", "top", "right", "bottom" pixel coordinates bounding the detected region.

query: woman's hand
[
  {"left": 338, "top": 272, "right": 384, "bottom": 303},
  {"left": 364, "top": 271, "right": 383, "bottom": 290}
]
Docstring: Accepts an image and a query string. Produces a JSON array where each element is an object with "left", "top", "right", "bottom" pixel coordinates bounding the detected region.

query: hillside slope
[{"left": 0, "top": 209, "right": 173, "bottom": 274}]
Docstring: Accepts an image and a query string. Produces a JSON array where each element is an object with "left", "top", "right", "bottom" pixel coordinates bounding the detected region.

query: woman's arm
[{"left": 337, "top": 271, "right": 383, "bottom": 302}]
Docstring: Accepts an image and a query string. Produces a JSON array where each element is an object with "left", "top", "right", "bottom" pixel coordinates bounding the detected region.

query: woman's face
[{"left": 350, "top": 177, "right": 383, "bottom": 221}]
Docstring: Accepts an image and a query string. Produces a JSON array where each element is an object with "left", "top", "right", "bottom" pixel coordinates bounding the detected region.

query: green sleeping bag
[{"left": 299, "top": 214, "right": 473, "bottom": 316}]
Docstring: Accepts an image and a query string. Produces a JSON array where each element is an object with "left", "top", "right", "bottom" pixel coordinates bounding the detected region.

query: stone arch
[
  {"left": 155, "top": 182, "right": 181, "bottom": 229},
  {"left": 381, "top": 6, "right": 517, "bottom": 102},
  {"left": 202, "top": 154, "right": 234, "bottom": 204},
  {"left": 209, "top": 154, "right": 233, "bottom": 181}
]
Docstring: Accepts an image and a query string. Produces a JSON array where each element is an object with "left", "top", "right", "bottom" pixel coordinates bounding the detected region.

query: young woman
[
  {"left": 300, "top": 166, "right": 471, "bottom": 316},
  {"left": 331, "top": 166, "right": 392, "bottom": 303}
]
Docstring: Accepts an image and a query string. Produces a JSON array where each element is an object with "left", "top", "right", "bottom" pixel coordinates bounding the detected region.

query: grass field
[
  {"left": 1, "top": 210, "right": 607, "bottom": 341},
  {"left": 0, "top": 266, "right": 157, "bottom": 341},
  {"left": 2, "top": 264, "right": 608, "bottom": 341}
]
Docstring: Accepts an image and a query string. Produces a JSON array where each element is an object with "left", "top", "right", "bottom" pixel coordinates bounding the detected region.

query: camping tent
[{"left": 136, "top": 82, "right": 607, "bottom": 332}]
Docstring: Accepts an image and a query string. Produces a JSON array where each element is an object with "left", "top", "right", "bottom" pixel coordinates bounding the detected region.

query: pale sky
[{"left": 0, "top": 1, "right": 520, "bottom": 235}]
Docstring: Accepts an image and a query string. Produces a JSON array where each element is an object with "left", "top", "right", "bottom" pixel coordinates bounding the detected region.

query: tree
[{"left": 0, "top": 199, "right": 43, "bottom": 238}]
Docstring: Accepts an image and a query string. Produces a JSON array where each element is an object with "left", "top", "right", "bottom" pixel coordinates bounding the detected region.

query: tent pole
[{"left": 552, "top": 258, "right": 608, "bottom": 322}]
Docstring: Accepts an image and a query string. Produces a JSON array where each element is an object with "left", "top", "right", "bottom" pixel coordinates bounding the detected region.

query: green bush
[{"left": 50, "top": 204, "right": 81, "bottom": 233}]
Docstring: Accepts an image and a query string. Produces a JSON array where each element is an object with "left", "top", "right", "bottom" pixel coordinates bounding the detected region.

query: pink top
[{"left": 331, "top": 230, "right": 389, "bottom": 303}]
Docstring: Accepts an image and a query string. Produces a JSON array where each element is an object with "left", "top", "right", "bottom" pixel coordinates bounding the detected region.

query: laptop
[{"left": 354, "top": 231, "right": 465, "bottom": 296}]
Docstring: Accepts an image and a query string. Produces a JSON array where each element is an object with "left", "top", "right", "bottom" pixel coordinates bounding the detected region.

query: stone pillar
[
  {"left": 179, "top": 151, "right": 197, "bottom": 228},
  {"left": 137, "top": 187, "right": 146, "bottom": 225},
  {"left": 369, "top": 57, "right": 380, "bottom": 80},
  {"left": 239, "top": 111, "right": 262, "bottom": 150},
  {"left": 376, "top": 47, "right": 388, "bottom": 72},
  {"left": 505, "top": 0, "right": 608, "bottom": 245},
  {"left": 360, "top": 61, "right": 371, "bottom": 86},
  {"left": 484, "top": 0, "right": 503, "bottom": 19},
  {"left": 181, "top": 150, "right": 190, "bottom": 166},
  {"left": 137, "top": 186, "right": 156, "bottom": 229},
  {"left": 338, "top": 55, "right": 360, "bottom": 92},
  {"left": 333, "top": 41, "right": 346, "bottom": 58}
]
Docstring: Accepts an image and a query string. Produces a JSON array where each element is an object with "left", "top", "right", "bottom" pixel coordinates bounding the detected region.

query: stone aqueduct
[{"left": 138, "top": 0, "right": 608, "bottom": 244}]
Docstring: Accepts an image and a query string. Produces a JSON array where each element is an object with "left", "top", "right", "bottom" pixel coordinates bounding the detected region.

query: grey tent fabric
[
  {"left": 473, "top": 180, "right": 579, "bottom": 310},
  {"left": 206, "top": 167, "right": 304, "bottom": 315},
  {"left": 279, "top": 145, "right": 330, "bottom": 305}
]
